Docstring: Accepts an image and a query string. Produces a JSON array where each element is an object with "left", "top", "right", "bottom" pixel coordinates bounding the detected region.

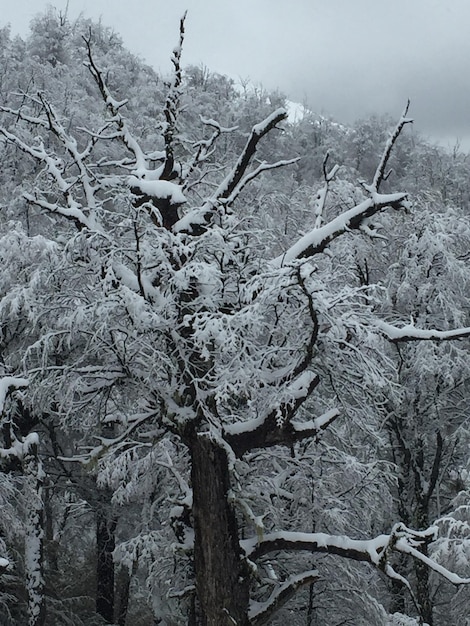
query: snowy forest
[{"left": 1, "top": 7, "right": 470, "bottom": 626}]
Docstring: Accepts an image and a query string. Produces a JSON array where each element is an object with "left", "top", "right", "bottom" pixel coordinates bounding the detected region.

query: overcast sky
[{"left": 3, "top": 0, "right": 470, "bottom": 149}]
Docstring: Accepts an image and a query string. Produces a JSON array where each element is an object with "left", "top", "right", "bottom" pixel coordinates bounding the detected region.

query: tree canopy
[{"left": 0, "top": 8, "right": 470, "bottom": 626}]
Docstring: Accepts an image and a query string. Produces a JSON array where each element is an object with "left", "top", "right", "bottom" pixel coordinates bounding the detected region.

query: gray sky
[{"left": 3, "top": 0, "right": 470, "bottom": 150}]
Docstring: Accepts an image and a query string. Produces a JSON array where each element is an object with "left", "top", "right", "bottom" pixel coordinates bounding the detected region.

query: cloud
[{"left": 4, "top": 0, "right": 470, "bottom": 149}]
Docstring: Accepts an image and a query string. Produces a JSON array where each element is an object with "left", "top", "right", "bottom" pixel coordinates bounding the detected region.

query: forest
[{"left": 0, "top": 7, "right": 470, "bottom": 626}]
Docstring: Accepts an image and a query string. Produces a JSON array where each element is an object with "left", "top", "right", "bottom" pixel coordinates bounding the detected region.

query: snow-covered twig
[
  {"left": 0, "top": 124, "right": 100, "bottom": 230},
  {"left": 38, "top": 93, "right": 98, "bottom": 211},
  {"left": 222, "top": 158, "right": 300, "bottom": 208},
  {"left": 225, "top": 399, "right": 339, "bottom": 457},
  {"left": 249, "top": 569, "right": 319, "bottom": 626},
  {"left": 314, "top": 152, "right": 339, "bottom": 229},
  {"left": 371, "top": 100, "right": 412, "bottom": 192},
  {"left": 83, "top": 34, "right": 148, "bottom": 174},
  {"left": 273, "top": 106, "right": 412, "bottom": 265},
  {"left": 161, "top": 12, "right": 186, "bottom": 180},
  {"left": 182, "top": 118, "right": 238, "bottom": 191}
]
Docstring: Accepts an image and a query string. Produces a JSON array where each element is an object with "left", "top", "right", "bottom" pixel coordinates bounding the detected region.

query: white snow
[
  {"left": 272, "top": 192, "right": 407, "bottom": 266},
  {"left": 129, "top": 177, "right": 187, "bottom": 204},
  {"left": 241, "top": 530, "right": 391, "bottom": 564},
  {"left": 285, "top": 100, "right": 306, "bottom": 124},
  {"left": 252, "top": 107, "right": 287, "bottom": 136},
  {"left": 224, "top": 415, "right": 266, "bottom": 436},
  {"left": 0, "top": 431, "right": 39, "bottom": 461},
  {"left": 0, "top": 376, "right": 28, "bottom": 413},
  {"left": 291, "top": 408, "right": 340, "bottom": 432},
  {"left": 395, "top": 536, "right": 470, "bottom": 584},
  {"left": 376, "top": 320, "right": 470, "bottom": 342},
  {"left": 286, "top": 371, "right": 317, "bottom": 399}
]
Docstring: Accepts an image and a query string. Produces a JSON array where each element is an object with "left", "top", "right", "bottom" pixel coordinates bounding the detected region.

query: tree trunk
[
  {"left": 414, "top": 501, "right": 433, "bottom": 626},
  {"left": 96, "top": 506, "right": 117, "bottom": 623},
  {"left": 191, "top": 433, "right": 250, "bottom": 626},
  {"left": 115, "top": 565, "right": 131, "bottom": 626},
  {"left": 306, "top": 581, "right": 316, "bottom": 625},
  {"left": 389, "top": 556, "right": 407, "bottom": 616},
  {"left": 415, "top": 555, "right": 432, "bottom": 626},
  {"left": 23, "top": 444, "right": 46, "bottom": 626}
]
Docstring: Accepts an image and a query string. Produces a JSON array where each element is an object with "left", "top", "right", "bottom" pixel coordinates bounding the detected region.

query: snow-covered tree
[{"left": 1, "top": 12, "right": 470, "bottom": 626}]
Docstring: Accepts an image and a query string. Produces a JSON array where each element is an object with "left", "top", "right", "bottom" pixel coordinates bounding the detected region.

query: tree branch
[
  {"left": 83, "top": 34, "right": 147, "bottom": 173},
  {"left": 371, "top": 100, "right": 412, "bottom": 191},
  {"left": 376, "top": 320, "right": 470, "bottom": 343},
  {"left": 161, "top": 12, "right": 186, "bottom": 180},
  {"left": 174, "top": 108, "right": 288, "bottom": 233},
  {"left": 314, "top": 152, "right": 339, "bottom": 229},
  {"left": 182, "top": 117, "right": 238, "bottom": 191},
  {"left": 243, "top": 530, "right": 388, "bottom": 564},
  {"left": 222, "top": 158, "right": 300, "bottom": 208},
  {"left": 272, "top": 192, "right": 409, "bottom": 266},
  {"left": 225, "top": 397, "right": 339, "bottom": 458},
  {"left": 249, "top": 570, "right": 320, "bottom": 626},
  {"left": 273, "top": 105, "right": 413, "bottom": 265},
  {"left": 242, "top": 524, "right": 470, "bottom": 586}
]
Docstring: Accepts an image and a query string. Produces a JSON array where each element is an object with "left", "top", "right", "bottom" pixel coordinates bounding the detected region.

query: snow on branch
[
  {"left": 222, "top": 158, "right": 300, "bottom": 208},
  {"left": 0, "top": 125, "right": 100, "bottom": 230},
  {"left": 218, "top": 108, "right": 288, "bottom": 201},
  {"left": 174, "top": 108, "right": 289, "bottom": 233},
  {"left": 83, "top": 34, "right": 148, "bottom": 174},
  {"left": 59, "top": 409, "right": 158, "bottom": 465},
  {"left": 0, "top": 377, "right": 40, "bottom": 463},
  {"left": 272, "top": 192, "right": 409, "bottom": 266},
  {"left": 0, "top": 103, "right": 49, "bottom": 130},
  {"left": 243, "top": 529, "right": 390, "bottom": 564},
  {"left": 0, "top": 376, "right": 28, "bottom": 415},
  {"left": 249, "top": 569, "right": 319, "bottom": 626},
  {"left": 23, "top": 192, "right": 97, "bottom": 231},
  {"left": 161, "top": 12, "right": 186, "bottom": 180},
  {"left": 370, "top": 100, "right": 413, "bottom": 192},
  {"left": 37, "top": 93, "right": 98, "bottom": 211},
  {"left": 242, "top": 523, "right": 470, "bottom": 588},
  {"left": 273, "top": 106, "right": 412, "bottom": 265},
  {"left": 376, "top": 320, "right": 470, "bottom": 343},
  {"left": 225, "top": 385, "right": 339, "bottom": 458},
  {"left": 0, "top": 432, "right": 40, "bottom": 462},
  {"left": 291, "top": 408, "right": 340, "bottom": 433}
]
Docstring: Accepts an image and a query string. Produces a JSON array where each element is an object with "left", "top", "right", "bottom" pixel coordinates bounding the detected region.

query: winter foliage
[{"left": 0, "top": 7, "right": 470, "bottom": 626}]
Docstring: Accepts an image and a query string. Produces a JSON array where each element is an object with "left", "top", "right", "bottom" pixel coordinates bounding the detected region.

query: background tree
[{"left": 0, "top": 8, "right": 470, "bottom": 626}]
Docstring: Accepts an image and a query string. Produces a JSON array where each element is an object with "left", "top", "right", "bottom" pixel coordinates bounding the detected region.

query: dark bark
[
  {"left": 415, "top": 553, "right": 433, "bottom": 626},
  {"left": 131, "top": 189, "right": 183, "bottom": 230},
  {"left": 190, "top": 433, "right": 250, "bottom": 626},
  {"left": 387, "top": 409, "right": 442, "bottom": 625},
  {"left": 226, "top": 402, "right": 339, "bottom": 459},
  {"left": 389, "top": 554, "right": 407, "bottom": 615},
  {"left": 306, "top": 582, "right": 316, "bottom": 626},
  {"left": 115, "top": 565, "right": 131, "bottom": 626},
  {"left": 414, "top": 501, "right": 433, "bottom": 626},
  {"left": 96, "top": 507, "right": 117, "bottom": 623}
]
